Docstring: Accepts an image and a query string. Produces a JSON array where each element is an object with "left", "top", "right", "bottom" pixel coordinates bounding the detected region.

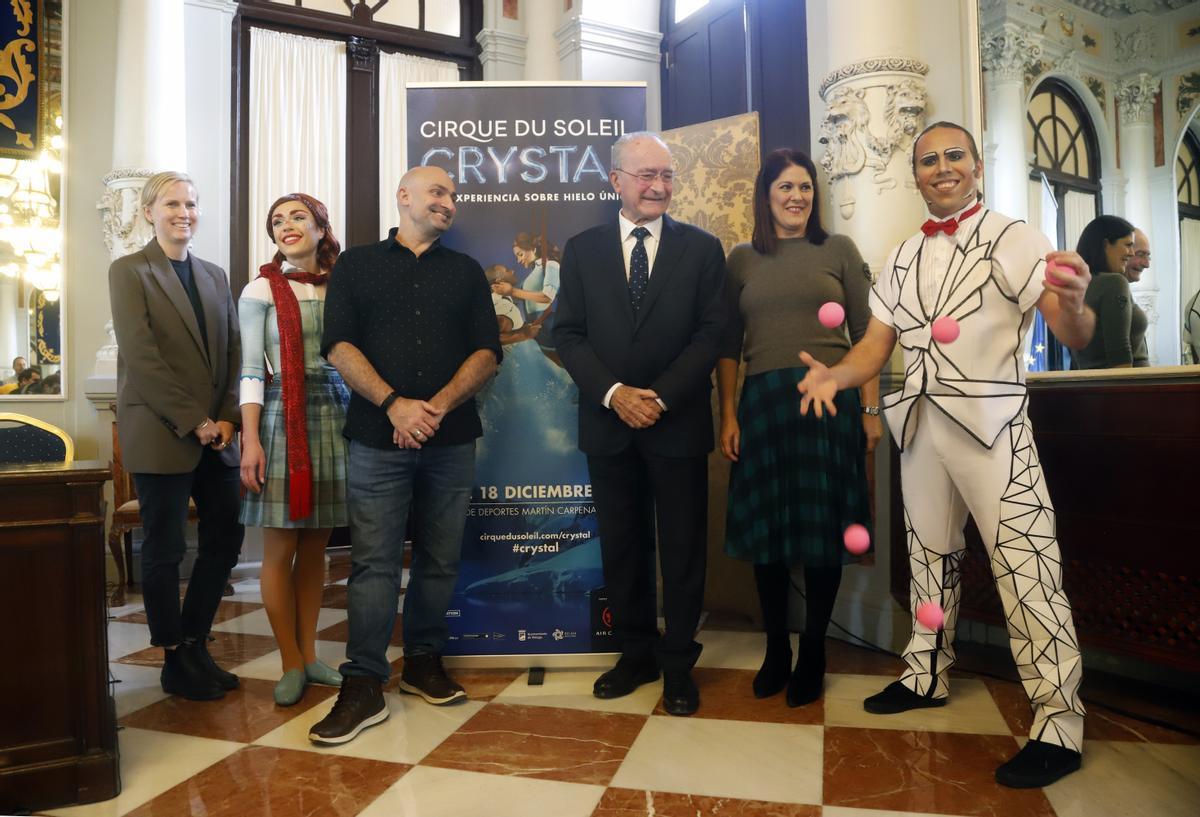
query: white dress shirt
[{"left": 603, "top": 212, "right": 668, "bottom": 411}]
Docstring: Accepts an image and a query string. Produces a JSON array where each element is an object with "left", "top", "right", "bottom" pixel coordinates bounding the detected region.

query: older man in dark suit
[
  {"left": 109, "top": 171, "right": 245, "bottom": 702},
  {"left": 554, "top": 132, "right": 727, "bottom": 716}
]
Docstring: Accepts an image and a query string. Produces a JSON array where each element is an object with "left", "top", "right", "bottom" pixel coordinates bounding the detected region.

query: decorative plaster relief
[
  {"left": 1116, "top": 72, "right": 1161, "bottom": 124},
  {"left": 1178, "top": 71, "right": 1200, "bottom": 117},
  {"left": 1114, "top": 22, "right": 1158, "bottom": 65},
  {"left": 818, "top": 58, "right": 928, "bottom": 97},
  {"left": 97, "top": 169, "right": 156, "bottom": 262},
  {"left": 982, "top": 24, "right": 1043, "bottom": 83}
]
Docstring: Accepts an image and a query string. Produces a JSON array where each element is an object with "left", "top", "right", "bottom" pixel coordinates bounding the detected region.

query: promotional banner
[{"left": 406, "top": 82, "right": 646, "bottom": 658}]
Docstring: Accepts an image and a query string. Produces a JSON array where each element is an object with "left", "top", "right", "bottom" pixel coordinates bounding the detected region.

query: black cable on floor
[{"left": 787, "top": 577, "right": 1200, "bottom": 740}]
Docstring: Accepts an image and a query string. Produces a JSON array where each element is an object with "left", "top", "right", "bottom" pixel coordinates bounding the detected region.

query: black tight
[{"left": 753, "top": 562, "right": 843, "bottom": 642}]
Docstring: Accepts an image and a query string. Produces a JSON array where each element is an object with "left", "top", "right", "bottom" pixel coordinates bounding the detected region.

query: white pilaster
[
  {"left": 1116, "top": 71, "right": 1161, "bottom": 362},
  {"left": 981, "top": 23, "right": 1043, "bottom": 221},
  {"left": 477, "top": 28, "right": 528, "bottom": 82},
  {"left": 555, "top": 16, "right": 662, "bottom": 131}
]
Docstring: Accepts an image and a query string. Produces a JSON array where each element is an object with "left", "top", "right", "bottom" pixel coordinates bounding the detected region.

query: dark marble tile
[
  {"left": 119, "top": 677, "right": 338, "bottom": 743},
  {"left": 649, "top": 667, "right": 822, "bottom": 724},
  {"left": 113, "top": 600, "right": 264, "bottom": 626},
  {"left": 317, "top": 613, "right": 403, "bottom": 646},
  {"left": 592, "top": 788, "right": 820, "bottom": 816},
  {"left": 420, "top": 702, "right": 647, "bottom": 786},
  {"left": 823, "top": 725, "right": 1056, "bottom": 816},
  {"left": 116, "top": 632, "right": 282, "bottom": 670},
  {"left": 124, "top": 745, "right": 409, "bottom": 817},
  {"left": 384, "top": 656, "right": 521, "bottom": 701}
]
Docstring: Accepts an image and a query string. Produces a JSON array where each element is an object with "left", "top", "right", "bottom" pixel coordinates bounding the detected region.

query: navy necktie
[{"left": 628, "top": 226, "right": 651, "bottom": 313}]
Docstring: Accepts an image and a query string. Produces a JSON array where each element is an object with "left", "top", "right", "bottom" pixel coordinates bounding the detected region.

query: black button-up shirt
[{"left": 321, "top": 229, "right": 502, "bottom": 448}]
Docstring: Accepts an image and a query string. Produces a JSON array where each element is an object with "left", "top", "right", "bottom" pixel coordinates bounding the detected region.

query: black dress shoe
[
  {"left": 662, "top": 670, "right": 699, "bottom": 716},
  {"left": 191, "top": 636, "right": 239, "bottom": 690},
  {"left": 786, "top": 636, "right": 825, "bottom": 708},
  {"left": 593, "top": 658, "right": 659, "bottom": 699},
  {"left": 863, "top": 680, "right": 948, "bottom": 714},
  {"left": 995, "top": 740, "right": 1081, "bottom": 788},
  {"left": 161, "top": 643, "right": 226, "bottom": 701}
]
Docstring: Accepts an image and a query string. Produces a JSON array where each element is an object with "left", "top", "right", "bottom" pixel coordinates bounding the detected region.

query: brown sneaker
[
  {"left": 308, "top": 675, "right": 388, "bottom": 745},
  {"left": 397, "top": 653, "right": 467, "bottom": 705}
]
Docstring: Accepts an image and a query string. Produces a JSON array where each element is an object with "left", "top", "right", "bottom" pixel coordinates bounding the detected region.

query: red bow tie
[{"left": 921, "top": 203, "right": 981, "bottom": 237}]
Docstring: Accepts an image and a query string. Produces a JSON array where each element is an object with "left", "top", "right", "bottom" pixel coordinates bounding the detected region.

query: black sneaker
[
  {"left": 397, "top": 653, "right": 467, "bottom": 705},
  {"left": 161, "top": 643, "right": 226, "bottom": 701},
  {"left": 308, "top": 675, "right": 388, "bottom": 745},
  {"left": 995, "top": 740, "right": 1081, "bottom": 788},
  {"left": 189, "top": 636, "right": 239, "bottom": 690},
  {"left": 863, "top": 680, "right": 948, "bottom": 714}
]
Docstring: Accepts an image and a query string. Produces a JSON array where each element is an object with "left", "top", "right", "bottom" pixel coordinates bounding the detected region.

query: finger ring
[{"left": 413, "top": 429, "right": 424, "bottom": 439}]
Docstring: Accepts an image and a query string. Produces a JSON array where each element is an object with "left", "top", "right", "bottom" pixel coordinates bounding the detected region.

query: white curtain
[
  {"left": 248, "top": 29, "right": 347, "bottom": 274},
  {"left": 1028, "top": 174, "right": 1058, "bottom": 248},
  {"left": 1181, "top": 217, "right": 1200, "bottom": 320},
  {"left": 1062, "top": 190, "right": 1095, "bottom": 253},
  {"left": 378, "top": 51, "right": 459, "bottom": 238}
]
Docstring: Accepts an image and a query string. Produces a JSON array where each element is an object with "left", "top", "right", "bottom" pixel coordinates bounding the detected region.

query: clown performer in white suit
[{"left": 797, "top": 122, "right": 1096, "bottom": 789}]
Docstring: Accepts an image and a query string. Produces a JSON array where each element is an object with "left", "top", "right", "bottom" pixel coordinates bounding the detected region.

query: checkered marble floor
[{"left": 40, "top": 558, "right": 1200, "bottom": 817}]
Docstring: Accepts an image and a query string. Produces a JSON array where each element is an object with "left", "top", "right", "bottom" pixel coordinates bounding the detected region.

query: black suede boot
[{"left": 752, "top": 563, "right": 792, "bottom": 698}]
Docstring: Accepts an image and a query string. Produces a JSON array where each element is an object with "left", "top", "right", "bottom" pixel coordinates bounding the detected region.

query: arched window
[
  {"left": 1025, "top": 79, "right": 1102, "bottom": 370},
  {"left": 1179, "top": 127, "right": 1200, "bottom": 216},
  {"left": 1178, "top": 126, "right": 1200, "bottom": 364}
]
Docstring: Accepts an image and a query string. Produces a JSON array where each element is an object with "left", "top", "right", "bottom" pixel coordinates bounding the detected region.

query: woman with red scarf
[{"left": 239, "top": 193, "right": 349, "bottom": 705}]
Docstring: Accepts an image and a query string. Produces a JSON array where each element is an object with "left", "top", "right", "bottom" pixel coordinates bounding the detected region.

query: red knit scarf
[{"left": 259, "top": 262, "right": 328, "bottom": 520}]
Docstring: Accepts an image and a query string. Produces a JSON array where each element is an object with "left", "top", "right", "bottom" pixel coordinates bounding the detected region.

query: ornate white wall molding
[
  {"left": 477, "top": 27, "right": 528, "bottom": 73},
  {"left": 97, "top": 169, "right": 156, "bottom": 262},
  {"left": 1133, "top": 290, "right": 1159, "bottom": 331},
  {"left": 1115, "top": 72, "right": 1161, "bottom": 124},
  {"left": 554, "top": 16, "right": 661, "bottom": 66},
  {"left": 1114, "top": 21, "right": 1158, "bottom": 66},
  {"left": 818, "top": 61, "right": 927, "bottom": 220},
  {"left": 819, "top": 58, "right": 928, "bottom": 97},
  {"left": 981, "top": 23, "right": 1043, "bottom": 83}
]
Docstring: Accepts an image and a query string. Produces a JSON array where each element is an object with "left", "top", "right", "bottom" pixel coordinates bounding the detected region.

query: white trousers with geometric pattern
[{"left": 896, "top": 402, "right": 1085, "bottom": 752}]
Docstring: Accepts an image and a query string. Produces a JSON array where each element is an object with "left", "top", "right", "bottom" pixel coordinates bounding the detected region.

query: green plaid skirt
[
  {"left": 724, "top": 366, "right": 871, "bottom": 567},
  {"left": 239, "top": 366, "right": 350, "bottom": 529}
]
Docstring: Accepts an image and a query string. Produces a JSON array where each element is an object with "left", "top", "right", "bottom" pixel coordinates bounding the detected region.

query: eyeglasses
[{"left": 614, "top": 168, "right": 675, "bottom": 184}]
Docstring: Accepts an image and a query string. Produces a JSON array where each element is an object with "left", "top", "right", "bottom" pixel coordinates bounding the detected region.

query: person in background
[
  {"left": 239, "top": 193, "right": 348, "bottom": 706},
  {"left": 1072, "top": 215, "right": 1146, "bottom": 368},
  {"left": 718, "top": 148, "right": 880, "bottom": 708}
]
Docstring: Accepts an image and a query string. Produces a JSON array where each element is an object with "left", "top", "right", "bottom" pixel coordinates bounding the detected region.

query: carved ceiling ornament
[
  {"left": 818, "top": 65, "right": 928, "bottom": 220},
  {"left": 981, "top": 23, "right": 1044, "bottom": 83},
  {"left": 97, "top": 169, "right": 157, "bottom": 262},
  {"left": 818, "top": 58, "right": 928, "bottom": 98},
  {"left": 1115, "top": 72, "right": 1161, "bottom": 124},
  {"left": 1114, "top": 21, "right": 1158, "bottom": 65}
]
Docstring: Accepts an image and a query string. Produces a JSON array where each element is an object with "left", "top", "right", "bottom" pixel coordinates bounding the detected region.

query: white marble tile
[
  {"left": 106, "top": 596, "right": 145, "bottom": 619},
  {"left": 358, "top": 765, "right": 604, "bottom": 817},
  {"left": 1043, "top": 740, "right": 1200, "bottom": 817},
  {"left": 254, "top": 691, "right": 485, "bottom": 765},
  {"left": 42, "top": 728, "right": 242, "bottom": 817},
  {"left": 695, "top": 629, "right": 773, "bottom": 670},
  {"left": 228, "top": 640, "right": 401, "bottom": 681},
  {"left": 611, "top": 716, "right": 823, "bottom": 804},
  {"left": 824, "top": 808, "right": 972, "bottom": 817},
  {"left": 105, "top": 621, "right": 152, "bottom": 661},
  {"left": 108, "top": 661, "right": 168, "bottom": 718},
  {"left": 492, "top": 668, "right": 663, "bottom": 715},
  {"left": 211, "top": 606, "right": 347, "bottom": 636},
  {"left": 222, "top": 577, "right": 264, "bottom": 604},
  {"left": 823, "top": 673, "right": 1012, "bottom": 735}
]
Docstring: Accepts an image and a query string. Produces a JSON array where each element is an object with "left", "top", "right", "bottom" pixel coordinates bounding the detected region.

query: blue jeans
[
  {"left": 133, "top": 448, "right": 244, "bottom": 647},
  {"left": 342, "top": 439, "right": 476, "bottom": 682}
]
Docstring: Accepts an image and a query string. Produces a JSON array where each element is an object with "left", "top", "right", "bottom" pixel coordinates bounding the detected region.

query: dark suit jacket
[
  {"left": 554, "top": 214, "right": 727, "bottom": 457},
  {"left": 109, "top": 238, "right": 241, "bottom": 474}
]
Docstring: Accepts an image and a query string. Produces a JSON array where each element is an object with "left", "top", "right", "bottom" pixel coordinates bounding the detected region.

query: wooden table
[{"left": 0, "top": 460, "right": 120, "bottom": 811}]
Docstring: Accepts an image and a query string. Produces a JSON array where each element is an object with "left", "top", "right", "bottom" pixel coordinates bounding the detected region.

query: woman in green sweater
[
  {"left": 717, "top": 148, "right": 881, "bottom": 707},
  {"left": 1073, "top": 215, "right": 1147, "bottom": 368}
]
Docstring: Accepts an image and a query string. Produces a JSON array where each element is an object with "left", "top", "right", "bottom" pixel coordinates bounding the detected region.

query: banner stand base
[{"left": 442, "top": 651, "right": 618, "bottom": 671}]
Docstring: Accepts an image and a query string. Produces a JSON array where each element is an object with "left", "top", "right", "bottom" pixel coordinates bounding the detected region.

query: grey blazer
[{"left": 109, "top": 238, "right": 241, "bottom": 474}]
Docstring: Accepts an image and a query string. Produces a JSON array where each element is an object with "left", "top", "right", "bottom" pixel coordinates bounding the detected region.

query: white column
[
  {"left": 817, "top": 0, "right": 929, "bottom": 270},
  {"left": 1116, "top": 72, "right": 1161, "bottom": 362},
  {"left": 556, "top": 2, "right": 662, "bottom": 131},
  {"left": 477, "top": 0, "right": 527, "bottom": 82},
  {"left": 981, "top": 24, "right": 1043, "bottom": 221}
]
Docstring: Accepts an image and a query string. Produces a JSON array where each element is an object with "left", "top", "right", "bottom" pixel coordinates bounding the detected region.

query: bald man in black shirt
[{"left": 310, "top": 166, "right": 501, "bottom": 746}]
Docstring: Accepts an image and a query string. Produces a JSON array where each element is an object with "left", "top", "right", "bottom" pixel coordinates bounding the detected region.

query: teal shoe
[
  {"left": 274, "top": 668, "right": 307, "bottom": 706},
  {"left": 305, "top": 660, "right": 343, "bottom": 688}
]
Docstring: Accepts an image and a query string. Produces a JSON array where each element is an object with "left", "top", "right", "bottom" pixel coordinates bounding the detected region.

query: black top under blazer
[{"left": 553, "top": 214, "right": 728, "bottom": 458}]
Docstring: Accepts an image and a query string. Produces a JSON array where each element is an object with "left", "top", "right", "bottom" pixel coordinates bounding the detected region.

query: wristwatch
[
  {"left": 380, "top": 390, "right": 400, "bottom": 412},
  {"left": 862, "top": 405, "right": 881, "bottom": 416}
]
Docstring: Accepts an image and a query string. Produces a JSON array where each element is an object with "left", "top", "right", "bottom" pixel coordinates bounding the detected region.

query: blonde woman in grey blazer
[{"left": 108, "top": 171, "right": 245, "bottom": 701}]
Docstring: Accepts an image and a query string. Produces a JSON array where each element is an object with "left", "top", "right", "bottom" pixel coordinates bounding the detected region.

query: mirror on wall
[
  {"left": 0, "top": 0, "right": 64, "bottom": 398},
  {"left": 978, "top": 0, "right": 1200, "bottom": 373}
]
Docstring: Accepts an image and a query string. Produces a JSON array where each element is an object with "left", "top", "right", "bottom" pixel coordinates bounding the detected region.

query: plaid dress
[
  {"left": 239, "top": 283, "right": 349, "bottom": 529},
  {"left": 724, "top": 366, "right": 870, "bottom": 567}
]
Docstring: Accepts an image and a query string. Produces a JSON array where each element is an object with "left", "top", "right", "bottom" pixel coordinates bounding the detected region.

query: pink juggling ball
[
  {"left": 843, "top": 524, "right": 871, "bottom": 555},
  {"left": 916, "top": 601, "right": 945, "bottom": 631},
  {"left": 931, "top": 316, "right": 960, "bottom": 344},
  {"left": 818, "top": 301, "right": 845, "bottom": 329}
]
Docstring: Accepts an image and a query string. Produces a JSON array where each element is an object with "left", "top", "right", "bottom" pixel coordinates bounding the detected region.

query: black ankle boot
[
  {"left": 161, "top": 643, "right": 226, "bottom": 701},
  {"left": 753, "top": 636, "right": 792, "bottom": 698},
  {"left": 189, "top": 636, "right": 239, "bottom": 690},
  {"left": 786, "top": 635, "right": 825, "bottom": 708}
]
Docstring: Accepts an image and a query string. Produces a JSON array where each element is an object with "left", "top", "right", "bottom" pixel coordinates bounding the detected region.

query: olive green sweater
[{"left": 1075, "top": 272, "right": 1148, "bottom": 369}]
